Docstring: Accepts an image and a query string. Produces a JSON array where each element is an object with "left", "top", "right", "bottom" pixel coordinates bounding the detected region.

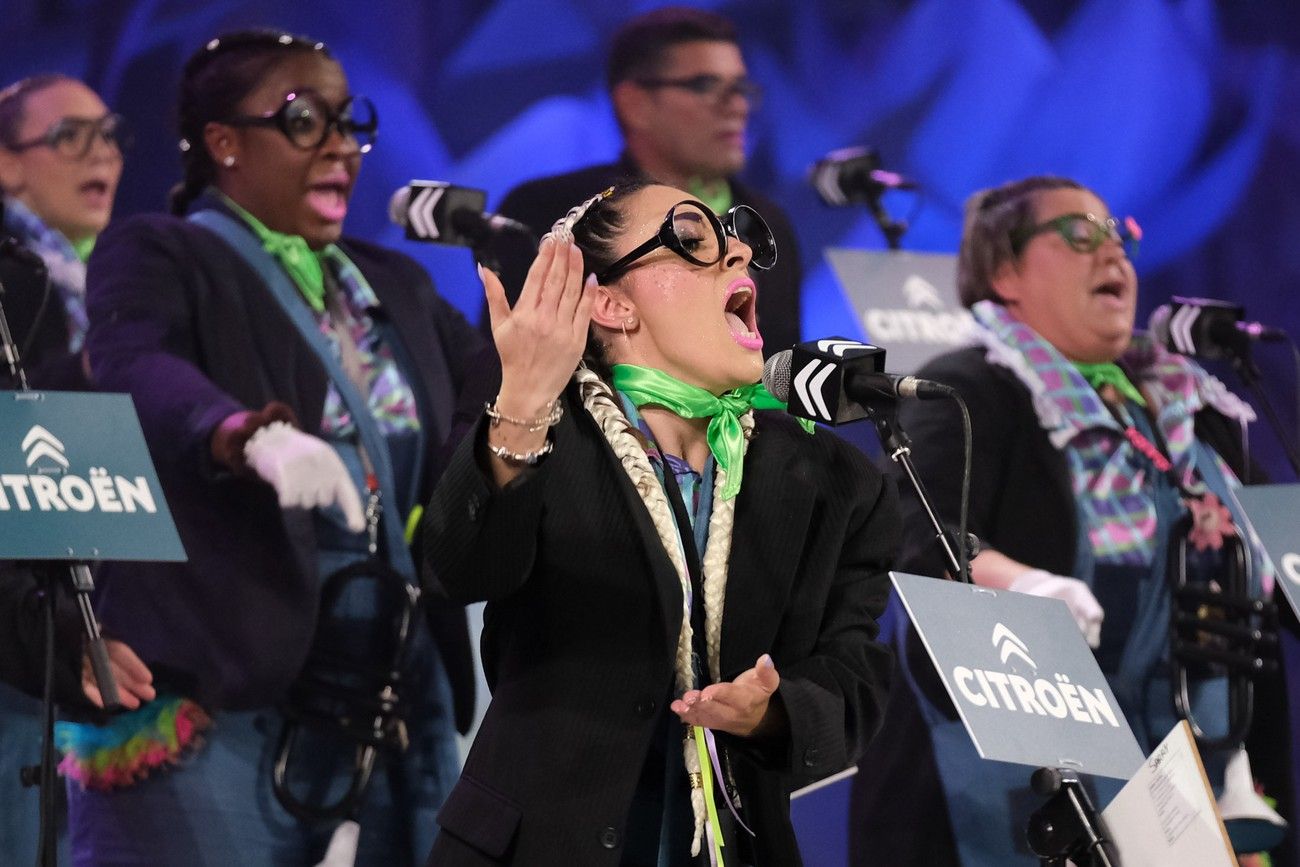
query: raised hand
[
  {"left": 670, "top": 653, "right": 786, "bottom": 738},
  {"left": 480, "top": 236, "right": 595, "bottom": 485},
  {"left": 483, "top": 235, "right": 595, "bottom": 416}
]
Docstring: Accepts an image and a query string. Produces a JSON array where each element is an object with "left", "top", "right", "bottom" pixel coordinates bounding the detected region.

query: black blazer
[
  {"left": 84, "top": 207, "right": 482, "bottom": 728},
  {"left": 422, "top": 379, "right": 899, "bottom": 866},
  {"left": 0, "top": 241, "right": 89, "bottom": 390},
  {"left": 483, "top": 155, "right": 805, "bottom": 358}
]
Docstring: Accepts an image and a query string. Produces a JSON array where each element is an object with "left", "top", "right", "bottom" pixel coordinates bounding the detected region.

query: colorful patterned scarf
[{"left": 1, "top": 195, "right": 90, "bottom": 352}]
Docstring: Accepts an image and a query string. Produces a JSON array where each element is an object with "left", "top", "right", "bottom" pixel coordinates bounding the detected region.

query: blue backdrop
[
  {"left": 3, "top": 1, "right": 1298, "bottom": 474},
  {"left": 3, "top": 1, "right": 1300, "bottom": 862}
]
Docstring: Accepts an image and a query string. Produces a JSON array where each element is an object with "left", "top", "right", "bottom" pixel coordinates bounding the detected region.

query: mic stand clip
[{"left": 1026, "top": 767, "right": 1117, "bottom": 867}]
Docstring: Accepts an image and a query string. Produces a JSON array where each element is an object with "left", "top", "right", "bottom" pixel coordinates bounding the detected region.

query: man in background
[{"left": 487, "top": 6, "right": 803, "bottom": 357}]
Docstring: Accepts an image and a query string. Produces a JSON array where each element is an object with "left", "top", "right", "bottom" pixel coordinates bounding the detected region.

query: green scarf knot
[
  {"left": 1074, "top": 361, "right": 1147, "bottom": 407},
  {"left": 611, "top": 364, "right": 810, "bottom": 500},
  {"left": 217, "top": 191, "right": 329, "bottom": 312}
]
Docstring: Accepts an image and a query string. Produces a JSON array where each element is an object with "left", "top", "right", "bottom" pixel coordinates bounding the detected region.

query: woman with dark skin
[{"left": 63, "top": 31, "right": 481, "bottom": 866}]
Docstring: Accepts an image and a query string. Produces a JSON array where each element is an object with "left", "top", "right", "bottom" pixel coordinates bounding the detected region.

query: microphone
[
  {"left": 1148, "top": 297, "right": 1286, "bottom": 361},
  {"left": 388, "top": 181, "right": 536, "bottom": 248},
  {"left": 762, "top": 340, "right": 952, "bottom": 425},
  {"left": 810, "top": 146, "right": 918, "bottom": 207}
]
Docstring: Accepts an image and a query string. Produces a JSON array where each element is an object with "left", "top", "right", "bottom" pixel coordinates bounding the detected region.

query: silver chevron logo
[
  {"left": 1169, "top": 304, "right": 1199, "bottom": 355},
  {"left": 22, "top": 424, "right": 69, "bottom": 470},
  {"left": 815, "top": 338, "right": 872, "bottom": 357},
  {"left": 992, "top": 622, "right": 1036, "bottom": 670},
  {"left": 408, "top": 186, "right": 444, "bottom": 239},
  {"left": 793, "top": 358, "right": 835, "bottom": 421}
]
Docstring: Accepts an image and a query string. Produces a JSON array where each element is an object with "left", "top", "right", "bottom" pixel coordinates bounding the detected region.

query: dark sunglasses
[
  {"left": 634, "top": 74, "right": 763, "bottom": 109},
  {"left": 1012, "top": 212, "right": 1142, "bottom": 258},
  {"left": 222, "top": 91, "right": 378, "bottom": 153},
  {"left": 596, "top": 199, "right": 777, "bottom": 284},
  {"left": 7, "top": 113, "right": 131, "bottom": 160}
]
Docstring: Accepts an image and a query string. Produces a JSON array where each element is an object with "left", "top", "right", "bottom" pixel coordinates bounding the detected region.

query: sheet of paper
[{"left": 1100, "top": 721, "right": 1236, "bottom": 866}]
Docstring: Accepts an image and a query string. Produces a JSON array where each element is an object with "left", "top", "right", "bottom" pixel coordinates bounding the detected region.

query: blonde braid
[
  {"left": 547, "top": 187, "right": 614, "bottom": 244},
  {"left": 700, "top": 411, "right": 752, "bottom": 683},
  {"left": 574, "top": 367, "right": 754, "bottom": 857}
]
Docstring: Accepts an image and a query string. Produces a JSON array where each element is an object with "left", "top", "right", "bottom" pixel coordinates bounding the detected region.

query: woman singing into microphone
[{"left": 423, "top": 182, "right": 900, "bottom": 866}]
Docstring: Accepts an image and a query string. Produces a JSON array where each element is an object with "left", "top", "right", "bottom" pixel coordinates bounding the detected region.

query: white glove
[
  {"left": 1009, "top": 569, "right": 1104, "bottom": 649},
  {"left": 244, "top": 422, "right": 366, "bottom": 533}
]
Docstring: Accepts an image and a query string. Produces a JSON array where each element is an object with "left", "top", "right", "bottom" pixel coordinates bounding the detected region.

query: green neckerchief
[
  {"left": 216, "top": 190, "right": 328, "bottom": 313},
  {"left": 1074, "top": 360, "right": 1147, "bottom": 408},
  {"left": 70, "top": 235, "right": 95, "bottom": 263},
  {"left": 611, "top": 364, "right": 808, "bottom": 500},
  {"left": 686, "top": 177, "right": 733, "bottom": 216}
]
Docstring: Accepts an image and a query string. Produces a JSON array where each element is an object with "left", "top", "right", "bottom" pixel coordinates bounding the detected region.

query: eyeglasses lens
[
  {"left": 728, "top": 206, "right": 777, "bottom": 269},
  {"left": 671, "top": 205, "right": 723, "bottom": 265},
  {"left": 49, "top": 115, "right": 129, "bottom": 159},
  {"left": 281, "top": 95, "right": 377, "bottom": 152}
]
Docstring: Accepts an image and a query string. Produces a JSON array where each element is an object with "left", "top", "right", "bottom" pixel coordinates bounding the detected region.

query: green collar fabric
[
  {"left": 685, "top": 177, "right": 733, "bottom": 216},
  {"left": 611, "top": 364, "right": 804, "bottom": 500},
  {"left": 70, "top": 236, "right": 95, "bottom": 262},
  {"left": 1073, "top": 361, "right": 1147, "bottom": 407},
  {"left": 217, "top": 191, "right": 329, "bottom": 313}
]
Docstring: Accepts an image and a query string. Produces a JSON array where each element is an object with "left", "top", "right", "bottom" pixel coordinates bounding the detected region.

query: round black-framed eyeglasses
[
  {"left": 222, "top": 91, "right": 378, "bottom": 154},
  {"left": 596, "top": 199, "right": 777, "bottom": 284}
]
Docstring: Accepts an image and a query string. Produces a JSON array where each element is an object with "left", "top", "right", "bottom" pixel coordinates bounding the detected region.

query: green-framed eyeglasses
[{"left": 1012, "top": 212, "right": 1142, "bottom": 258}]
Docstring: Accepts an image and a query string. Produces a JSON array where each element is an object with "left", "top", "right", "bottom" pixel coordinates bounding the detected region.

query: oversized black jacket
[
  {"left": 423, "top": 377, "right": 899, "bottom": 866},
  {"left": 84, "top": 206, "right": 481, "bottom": 727}
]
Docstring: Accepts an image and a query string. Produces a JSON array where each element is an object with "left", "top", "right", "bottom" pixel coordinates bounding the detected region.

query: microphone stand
[
  {"left": 863, "top": 403, "right": 973, "bottom": 583},
  {"left": 1229, "top": 351, "right": 1300, "bottom": 477},
  {"left": 865, "top": 192, "right": 906, "bottom": 251},
  {"left": 1025, "top": 767, "right": 1117, "bottom": 866},
  {"left": 1, "top": 274, "right": 121, "bottom": 867}
]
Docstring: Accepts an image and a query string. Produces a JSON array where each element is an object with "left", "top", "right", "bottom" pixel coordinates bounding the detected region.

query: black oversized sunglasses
[
  {"left": 222, "top": 91, "right": 378, "bottom": 153},
  {"left": 596, "top": 199, "right": 777, "bottom": 284}
]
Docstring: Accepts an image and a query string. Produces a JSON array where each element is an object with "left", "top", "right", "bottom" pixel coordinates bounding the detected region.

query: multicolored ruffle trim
[{"left": 55, "top": 695, "right": 212, "bottom": 791}]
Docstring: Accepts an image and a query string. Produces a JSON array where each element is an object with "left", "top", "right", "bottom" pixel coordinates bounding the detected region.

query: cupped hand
[
  {"left": 670, "top": 653, "right": 784, "bottom": 738},
  {"left": 483, "top": 235, "right": 595, "bottom": 414},
  {"left": 83, "top": 639, "right": 156, "bottom": 710}
]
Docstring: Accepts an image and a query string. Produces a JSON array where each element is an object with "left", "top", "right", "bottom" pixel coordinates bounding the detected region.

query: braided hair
[
  {"left": 560, "top": 183, "right": 752, "bottom": 856},
  {"left": 169, "top": 30, "right": 331, "bottom": 215}
]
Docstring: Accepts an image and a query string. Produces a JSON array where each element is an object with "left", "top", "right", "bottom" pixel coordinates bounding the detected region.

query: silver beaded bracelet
[
  {"left": 484, "top": 399, "right": 564, "bottom": 432},
  {"left": 486, "top": 437, "right": 554, "bottom": 466}
]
